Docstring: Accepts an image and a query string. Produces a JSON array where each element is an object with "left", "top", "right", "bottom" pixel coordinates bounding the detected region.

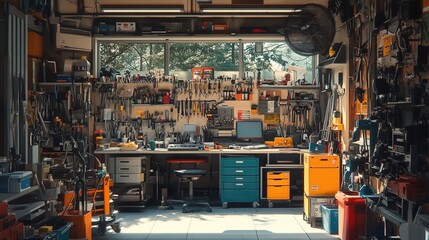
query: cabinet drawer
[
  {"left": 115, "top": 166, "right": 141, "bottom": 174},
  {"left": 269, "top": 154, "right": 301, "bottom": 165},
  {"left": 267, "top": 185, "right": 290, "bottom": 200},
  {"left": 221, "top": 167, "right": 259, "bottom": 176},
  {"left": 115, "top": 173, "right": 143, "bottom": 183},
  {"left": 221, "top": 157, "right": 258, "bottom": 167},
  {"left": 222, "top": 175, "right": 258, "bottom": 183},
  {"left": 222, "top": 182, "right": 259, "bottom": 190},
  {"left": 267, "top": 178, "right": 290, "bottom": 185},
  {"left": 304, "top": 154, "right": 339, "bottom": 168},
  {"left": 116, "top": 158, "right": 142, "bottom": 168},
  {"left": 221, "top": 189, "right": 259, "bottom": 203},
  {"left": 267, "top": 171, "right": 290, "bottom": 179}
]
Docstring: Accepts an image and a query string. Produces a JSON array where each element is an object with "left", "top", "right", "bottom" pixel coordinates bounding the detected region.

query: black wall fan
[{"left": 279, "top": 4, "right": 336, "bottom": 56}]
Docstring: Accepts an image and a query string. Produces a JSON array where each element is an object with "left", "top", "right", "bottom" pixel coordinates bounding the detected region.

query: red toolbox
[
  {"left": 0, "top": 228, "right": 9, "bottom": 239},
  {"left": 0, "top": 214, "right": 16, "bottom": 231},
  {"left": 0, "top": 202, "right": 8, "bottom": 219},
  {"left": 10, "top": 222, "right": 24, "bottom": 240},
  {"left": 388, "top": 175, "right": 429, "bottom": 201}
]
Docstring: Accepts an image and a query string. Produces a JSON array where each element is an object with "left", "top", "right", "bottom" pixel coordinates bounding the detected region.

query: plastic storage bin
[
  {"left": 45, "top": 222, "right": 72, "bottom": 240},
  {"left": 321, "top": 205, "right": 338, "bottom": 234},
  {"left": 0, "top": 171, "right": 32, "bottom": 193},
  {"left": 335, "top": 191, "right": 366, "bottom": 240}
]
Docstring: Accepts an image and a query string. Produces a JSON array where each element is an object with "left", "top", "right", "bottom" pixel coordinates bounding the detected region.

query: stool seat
[{"left": 174, "top": 169, "right": 207, "bottom": 178}]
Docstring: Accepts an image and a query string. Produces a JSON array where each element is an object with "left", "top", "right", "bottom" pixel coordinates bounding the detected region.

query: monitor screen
[{"left": 236, "top": 120, "right": 263, "bottom": 142}]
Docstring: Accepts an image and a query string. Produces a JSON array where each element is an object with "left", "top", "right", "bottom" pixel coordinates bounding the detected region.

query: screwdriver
[{"left": 177, "top": 101, "right": 181, "bottom": 119}]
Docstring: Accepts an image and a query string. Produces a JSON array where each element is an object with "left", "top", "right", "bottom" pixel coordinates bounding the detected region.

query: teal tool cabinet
[{"left": 220, "top": 156, "right": 259, "bottom": 208}]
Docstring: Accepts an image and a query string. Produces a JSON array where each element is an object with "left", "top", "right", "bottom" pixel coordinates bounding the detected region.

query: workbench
[{"left": 95, "top": 148, "right": 308, "bottom": 207}]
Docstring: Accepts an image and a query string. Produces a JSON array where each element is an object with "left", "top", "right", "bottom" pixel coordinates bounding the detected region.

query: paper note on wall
[
  {"left": 237, "top": 110, "right": 250, "bottom": 120},
  {"left": 267, "top": 101, "right": 275, "bottom": 113},
  {"left": 264, "top": 114, "right": 280, "bottom": 124}
]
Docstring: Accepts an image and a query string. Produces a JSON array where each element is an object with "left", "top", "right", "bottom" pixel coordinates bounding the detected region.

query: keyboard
[
  {"left": 241, "top": 144, "right": 268, "bottom": 150},
  {"left": 167, "top": 144, "right": 201, "bottom": 151}
]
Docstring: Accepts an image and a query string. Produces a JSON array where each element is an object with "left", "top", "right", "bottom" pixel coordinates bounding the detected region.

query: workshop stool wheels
[
  {"left": 268, "top": 201, "right": 274, "bottom": 208},
  {"left": 94, "top": 212, "right": 123, "bottom": 236},
  {"left": 182, "top": 202, "right": 212, "bottom": 213},
  {"left": 222, "top": 202, "right": 259, "bottom": 209},
  {"left": 112, "top": 223, "right": 121, "bottom": 233}
]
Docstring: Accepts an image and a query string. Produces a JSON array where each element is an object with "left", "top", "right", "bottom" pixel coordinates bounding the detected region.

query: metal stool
[{"left": 167, "top": 159, "right": 212, "bottom": 213}]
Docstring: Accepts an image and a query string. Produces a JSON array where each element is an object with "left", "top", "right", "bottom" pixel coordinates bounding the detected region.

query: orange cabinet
[
  {"left": 266, "top": 171, "right": 290, "bottom": 200},
  {"left": 28, "top": 31, "right": 43, "bottom": 58},
  {"left": 304, "top": 154, "right": 340, "bottom": 196}
]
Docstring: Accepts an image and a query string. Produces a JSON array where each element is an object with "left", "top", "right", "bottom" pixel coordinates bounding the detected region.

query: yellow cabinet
[{"left": 304, "top": 154, "right": 340, "bottom": 196}]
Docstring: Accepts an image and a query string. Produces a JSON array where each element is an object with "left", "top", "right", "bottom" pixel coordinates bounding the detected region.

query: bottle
[
  {"left": 73, "top": 56, "right": 91, "bottom": 81},
  {"left": 95, "top": 129, "right": 105, "bottom": 148},
  {"left": 101, "top": 163, "right": 107, "bottom": 176}
]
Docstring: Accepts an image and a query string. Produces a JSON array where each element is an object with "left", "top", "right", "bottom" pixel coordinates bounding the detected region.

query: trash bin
[{"left": 335, "top": 191, "right": 366, "bottom": 240}]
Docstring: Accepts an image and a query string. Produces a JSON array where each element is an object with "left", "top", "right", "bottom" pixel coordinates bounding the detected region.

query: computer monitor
[{"left": 236, "top": 120, "right": 263, "bottom": 143}]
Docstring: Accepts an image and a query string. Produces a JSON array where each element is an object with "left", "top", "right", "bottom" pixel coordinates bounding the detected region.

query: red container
[{"left": 335, "top": 191, "right": 366, "bottom": 240}]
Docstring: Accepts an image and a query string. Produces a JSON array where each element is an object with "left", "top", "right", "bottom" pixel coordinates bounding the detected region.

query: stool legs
[{"left": 189, "top": 180, "right": 193, "bottom": 201}]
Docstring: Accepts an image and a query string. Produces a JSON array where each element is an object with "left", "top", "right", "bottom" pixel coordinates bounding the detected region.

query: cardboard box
[{"left": 369, "top": 176, "right": 386, "bottom": 194}]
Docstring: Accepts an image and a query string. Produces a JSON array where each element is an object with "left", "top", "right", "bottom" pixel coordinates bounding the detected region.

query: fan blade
[{"left": 279, "top": 3, "right": 336, "bottom": 56}]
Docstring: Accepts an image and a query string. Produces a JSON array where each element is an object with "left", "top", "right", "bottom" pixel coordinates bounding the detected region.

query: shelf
[
  {"left": 39, "top": 82, "right": 91, "bottom": 87},
  {"left": 11, "top": 201, "right": 45, "bottom": 220},
  {"left": 387, "top": 101, "right": 412, "bottom": 105},
  {"left": 0, "top": 186, "right": 39, "bottom": 202},
  {"left": 132, "top": 104, "right": 174, "bottom": 106},
  {"left": 95, "top": 82, "right": 115, "bottom": 85},
  {"left": 288, "top": 99, "right": 318, "bottom": 103},
  {"left": 387, "top": 101, "right": 427, "bottom": 107},
  {"left": 318, "top": 42, "right": 346, "bottom": 67},
  {"left": 258, "top": 85, "right": 320, "bottom": 90}
]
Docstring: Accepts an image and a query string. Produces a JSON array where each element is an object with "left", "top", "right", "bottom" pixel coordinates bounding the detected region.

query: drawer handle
[
  {"left": 277, "top": 160, "right": 293, "bottom": 163},
  {"left": 119, "top": 175, "right": 129, "bottom": 178},
  {"left": 236, "top": 183, "right": 243, "bottom": 186},
  {"left": 120, "top": 168, "right": 130, "bottom": 171},
  {"left": 236, "top": 177, "right": 243, "bottom": 180},
  {"left": 119, "top": 161, "right": 130, "bottom": 163},
  {"left": 235, "top": 161, "right": 243, "bottom": 164},
  {"left": 273, "top": 178, "right": 282, "bottom": 181},
  {"left": 270, "top": 172, "right": 281, "bottom": 175},
  {"left": 320, "top": 159, "right": 328, "bottom": 161},
  {"left": 236, "top": 170, "right": 243, "bottom": 173}
]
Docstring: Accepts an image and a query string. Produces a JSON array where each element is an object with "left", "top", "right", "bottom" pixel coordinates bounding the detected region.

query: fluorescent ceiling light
[
  {"left": 202, "top": 9, "right": 299, "bottom": 13},
  {"left": 101, "top": 5, "right": 184, "bottom": 13},
  {"left": 200, "top": 5, "right": 300, "bottom": 14}
]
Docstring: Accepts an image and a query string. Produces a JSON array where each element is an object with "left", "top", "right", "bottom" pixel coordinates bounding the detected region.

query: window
[
  {"left": 98, "top": 42, "right": 165, "bottom": 74},
  {"left": 96, "top": 39, "right": 313, "bottom": 81},
  {"left": 243, "top": 42, "right": 314, "bottom": 83}
]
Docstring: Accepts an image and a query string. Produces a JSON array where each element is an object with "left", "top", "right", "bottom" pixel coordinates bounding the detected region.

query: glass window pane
[
  {"left": 99, "top": 42, "right": 164, "bottom": 74},
  {"left": 169, "top": 42, "right": 239, "bottom": 72},
  {"left": 243, "top": 42, "right": 314, "bottom": 84}
]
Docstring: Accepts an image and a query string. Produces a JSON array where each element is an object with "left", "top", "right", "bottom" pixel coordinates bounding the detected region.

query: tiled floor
[{"left": 94, "top": 206, "right": 339, "bottom": 240}]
